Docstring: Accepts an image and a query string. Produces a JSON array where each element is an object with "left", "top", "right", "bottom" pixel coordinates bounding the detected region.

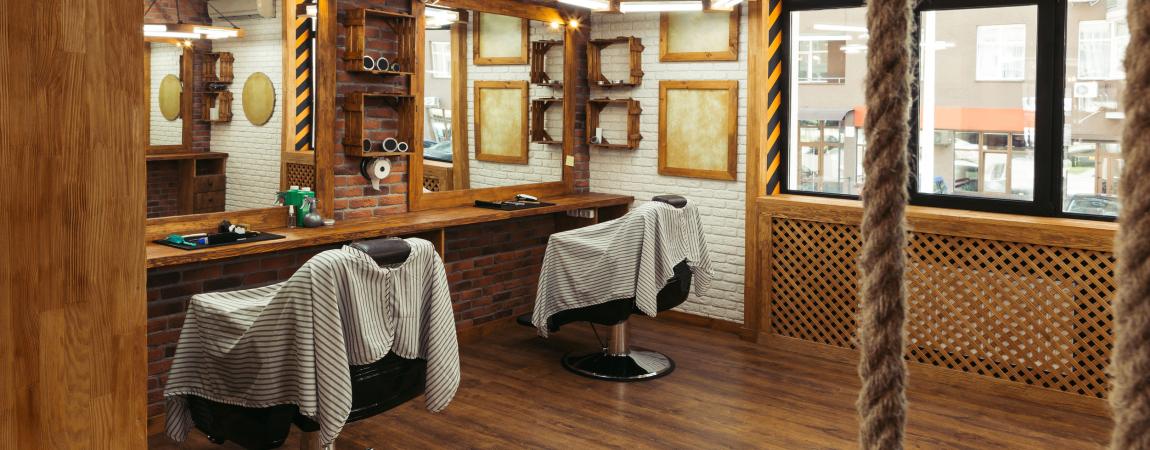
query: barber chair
[
  {"left": 518, "top": 195, "right": 693, "bottom": 381},
  {"left": 185, "top": 238, "right": 426, "bottom": 449}
]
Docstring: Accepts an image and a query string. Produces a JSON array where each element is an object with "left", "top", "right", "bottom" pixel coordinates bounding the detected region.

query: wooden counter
[{"left": 147, "top": 192, "right": 633, "bottom": 268}]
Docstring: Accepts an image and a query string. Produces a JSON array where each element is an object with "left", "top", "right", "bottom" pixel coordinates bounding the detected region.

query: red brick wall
[
  {"left": 145, "top": 214, "right": 555, "bottom": 422},
  {"left": 147, "top": 161, "right": 181, "bottom": 218}
]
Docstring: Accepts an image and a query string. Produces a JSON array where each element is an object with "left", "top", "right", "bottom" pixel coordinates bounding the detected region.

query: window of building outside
[{"left": 975, "top": 24, "right": 1027, "bottom": 82}]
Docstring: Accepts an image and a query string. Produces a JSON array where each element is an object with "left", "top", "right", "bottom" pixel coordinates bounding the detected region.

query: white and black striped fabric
[
  {"left": 164, "top": 238, "right": 459, "bottom": 447},
  {"left": 532, "top": 201, "right": 714, "bottom": 336}
]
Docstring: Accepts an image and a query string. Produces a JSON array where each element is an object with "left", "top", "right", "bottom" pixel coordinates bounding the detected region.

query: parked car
[{"left": 1064, "top": 194, "right": 1119, "bottom": 216}]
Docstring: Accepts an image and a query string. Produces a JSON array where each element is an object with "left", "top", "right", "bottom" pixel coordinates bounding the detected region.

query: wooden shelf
[
  {"left": 530, "top": 40, "right": 563, "bottom": 89},
  {"left": 146, "top": 151, "right": 229, "bottom": 162},
  {"left": 587, "top": 98, "right": 642, "bottom": 150},
  {"left": 531, "top": 98, "right": 563, "bottom": 145},
  {"left": 343, "top": 7, "right": 417, "bottom": 76},
  {"left": 198, "top": 91, "right": 233, "bottom": 123},
  {"left": 342, "top": 91, "right": 416, "bottom": 157},
  {"left": 202, "top": 52, "right": 234, "bottom": 84},
  {"left": 589, "top": 36, "right": 644, "bottom": 88}
]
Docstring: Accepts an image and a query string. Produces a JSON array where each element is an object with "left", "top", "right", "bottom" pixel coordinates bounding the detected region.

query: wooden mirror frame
[
  {"left": 145, "top": 0, "right": 336, "bottom": 232},
  {"left": 409, "top": 0, "right": 580, "bottom": 211},
  {"left": 144, "top": 43, "right": 194, "bottom": 154}
]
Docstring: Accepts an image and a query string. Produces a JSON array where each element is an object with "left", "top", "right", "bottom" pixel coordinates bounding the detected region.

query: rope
[
  {"left": 1110, "top": 1, "right": 1150, "bottom": 448},
  {"left": 856, "top": 0, "right": 913, "bottom": 448}
]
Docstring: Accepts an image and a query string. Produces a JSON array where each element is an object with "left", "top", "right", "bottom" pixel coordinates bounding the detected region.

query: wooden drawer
[
  {"left": 192, "top": 191, "right": 225, "bottom": 213},
  {"left": 193, "top": 175, "right": 226, "bottom": 193}
]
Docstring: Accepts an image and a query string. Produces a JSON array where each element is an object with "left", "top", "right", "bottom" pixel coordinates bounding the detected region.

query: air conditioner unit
[
  {"left": 1073, "top": 81, "right": 1098, "bottom": 98},
  {"left": 208, "top": 0, "right": 275, "bottom": 19}
]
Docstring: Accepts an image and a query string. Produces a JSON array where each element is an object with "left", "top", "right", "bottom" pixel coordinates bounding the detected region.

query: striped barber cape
[
  {"left": 532, "top": 201, "right": 714, "bottom": 337},
  {"left": 164, "top": 238, "right": 460, "bottom": 447}
]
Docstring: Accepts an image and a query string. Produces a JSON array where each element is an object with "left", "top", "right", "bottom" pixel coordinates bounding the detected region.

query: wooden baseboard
[
  {"left": 658, "top": 310, "right": 756, "bottom": 340},
  {"left": 763, "top": 334, "right": 1110, "bottom": 419}
]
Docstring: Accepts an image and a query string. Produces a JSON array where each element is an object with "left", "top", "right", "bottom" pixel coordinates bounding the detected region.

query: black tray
[
  {"left": 153, "top": 231, "right": 286, "bottom": 251},
  {"left": 474, "top": 200, "right": 556, "bottom": 211}
]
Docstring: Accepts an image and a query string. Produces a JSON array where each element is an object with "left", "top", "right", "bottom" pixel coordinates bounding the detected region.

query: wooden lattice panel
[
  {"left": 285, "top": 162, "right": 316, "bottom": 189},
  {"left": 423, "top": 174, "right": 442, "bottom": 192},
  {"left": 768, "top": 217, "right": 1115, "bottom": 398}
]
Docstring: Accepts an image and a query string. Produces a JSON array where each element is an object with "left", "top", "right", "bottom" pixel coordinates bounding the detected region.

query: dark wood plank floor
[{"left": 150, "top": 318, "right": 1111, "bottom": 449}]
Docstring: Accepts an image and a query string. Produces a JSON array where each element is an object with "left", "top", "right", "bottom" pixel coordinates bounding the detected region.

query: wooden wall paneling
[
  {"left": 434, "top": 0, "right": 565, "bottom": 23},
  {"left": 562, "top": 22, "right": 579, "bottom": 192},
  {"left": 659, "top": 6, "right": 740, "bottom": 62},
  {"left": 315, "top": 0, "right": 337, "bottom": 218},
  {"left": 657, "top": 80, "right": 738, "bottom": 181},
  {"left": 742, "top": 0, "right": 765, "bottom": 341},
  {"left": 1, "top": 0, "right": 147, "bottom": 446},
  {"left": 450, "top": 19, "right": 471, "bottom": 190}
]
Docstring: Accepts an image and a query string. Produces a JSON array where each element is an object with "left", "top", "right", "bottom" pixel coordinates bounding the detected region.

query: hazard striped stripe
[
  {"left": 764, "top": 0, "right": 784, "bottom": 195},
  {"left": 293, "top": 4, "right": 314, "bottom": 153}
]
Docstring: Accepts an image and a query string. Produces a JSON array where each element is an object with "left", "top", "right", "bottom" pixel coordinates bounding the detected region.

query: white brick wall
[
  {"left": 466, "top": 19, "right": 565, "bottom": 189},
  {"left": 211, "top": 9, "right": 284, "bottom": 211},
  {"left": 149, "top": 44, "right": 184, "bottom": 146},
  {"left": 589, "top": 12, "right": 749, "bottom": 323}
]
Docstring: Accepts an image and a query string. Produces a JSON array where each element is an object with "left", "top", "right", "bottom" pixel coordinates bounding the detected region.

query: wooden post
[{"left": 0, "top": 0, "right": 147, "bottom": 447}]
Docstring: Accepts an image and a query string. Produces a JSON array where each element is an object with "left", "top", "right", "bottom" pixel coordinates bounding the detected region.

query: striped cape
[
  {"left": 532, "top": 201, "right": 714, "bottom": 336},
  {"left": 164, "top": 238, "right": 459, "bottom": 447}
]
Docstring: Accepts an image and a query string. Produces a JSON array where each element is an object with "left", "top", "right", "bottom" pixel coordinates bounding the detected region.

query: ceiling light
[
  {"left": 813, "top": 24, "right": 868, "bottom": 33},
  {"left": 709, "top": 0, "right": 743, "bottom": 10},
  {"left": 143, "top": 0, "right": 243, "bottom": 41},
  {"left": 425, "top": 7, "right": 459, "bottom": 28},
  {"left": 558, "top": 0, "right": 612, "bottom": 10},
  {"left": 569, "top": 19, "right": 580, "bottom": 28},
  {"left": 619, "top": 1, "right": 703, "bottom": 12}
]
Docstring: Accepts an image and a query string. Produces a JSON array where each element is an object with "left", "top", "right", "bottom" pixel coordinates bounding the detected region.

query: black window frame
[{"left": 778, "top": 0, "right": 1115, "bottom": 221}]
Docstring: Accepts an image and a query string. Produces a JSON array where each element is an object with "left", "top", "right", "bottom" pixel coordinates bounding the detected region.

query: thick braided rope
[
  {"left": 1110, "top": 1, "right": 1150, "bottom": 449},
  {"left": 856, "top": 0, "right": 913, "bottom": 448}
]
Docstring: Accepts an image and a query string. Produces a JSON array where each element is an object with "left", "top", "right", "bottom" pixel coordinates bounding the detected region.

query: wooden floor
[{"left": 150, "top": 318, "right": 1111, "bottom": 449}]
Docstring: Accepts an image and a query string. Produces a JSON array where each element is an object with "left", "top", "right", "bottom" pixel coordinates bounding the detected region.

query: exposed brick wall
[
  {"left": 145, "top": 215, "right": 556, "bottom": 423},
  {"left": 147, "top": 161, "right": 182, "bottom": 218},
  {"left": 333, "top": 0, "right": 412, "bottom": 221},
  {"left": 587, "top": 12, "right": 748, "bottom": 323}
]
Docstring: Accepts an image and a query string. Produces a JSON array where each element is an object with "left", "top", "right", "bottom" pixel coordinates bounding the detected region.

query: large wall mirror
[
  {"left": 145, "top": 0, "right": 321, "bottom": 220},
  {"left": 414, "top": 3, "right": 575, "bottom": 210}
]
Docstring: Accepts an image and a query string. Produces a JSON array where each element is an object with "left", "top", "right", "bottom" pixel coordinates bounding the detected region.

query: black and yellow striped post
[
  {"left": 764, "top": 0, "right": 784, "bottom": 195},
  {"left": 293, "top": 1, "right": 314, "bottom": 153}
]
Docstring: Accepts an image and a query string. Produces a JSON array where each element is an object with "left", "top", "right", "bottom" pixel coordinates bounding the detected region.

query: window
[
  {"left": 429, "top": 41, "right": 451, "bottom": 79},
  {"left": 795, "top": 40, "right": 847, "bottom": 83},
  {"left": 1077, "top": 20, "right": 1128, "bottom": 80},
  {"left": 975, "top": 24, "right": 1027, "bottom": 81}
]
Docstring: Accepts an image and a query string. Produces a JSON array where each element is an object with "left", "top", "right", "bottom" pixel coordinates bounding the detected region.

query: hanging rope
[
  {"left": 1110, "top": 1, "right": 1150, "bottom": 449},
  {"left": 856, "top": 0, "right": 914, "bottom": 448}
]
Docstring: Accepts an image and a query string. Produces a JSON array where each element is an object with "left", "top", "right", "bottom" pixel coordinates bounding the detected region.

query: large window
[
  {"left": 785, "top": 0, "right": 1119, "bottom": 219},
  {"left": 796, "top": 40, "right": 847, "bottom": 83}
]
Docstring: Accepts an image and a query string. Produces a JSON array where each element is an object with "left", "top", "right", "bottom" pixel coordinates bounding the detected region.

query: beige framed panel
[
  {"left": 410, "top": 1, "right": 582, "bottom": 212},
  {"left": 660, "top": 6, "right": 740, "bottom": 62},
  {"left": 474, "top": 80, "right": 529, "bottom": 165},
  {"left": 473, "top": 12, "right": 529, "bottom": 65},
  {"left": 658, "top": 80, "right": 739, "bottom": 181}
]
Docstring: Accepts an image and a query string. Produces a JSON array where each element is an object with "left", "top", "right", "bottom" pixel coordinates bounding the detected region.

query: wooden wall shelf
[
  {"left": 588, "top": 37, "right": 644, "bottom": 88},
  {"left": 342, "top": 91, "right": 416, "bottom": 157},
  {"left": 343, "top": 8, "right": 418, "bottom": 76},
  {"left": 531, "top": 98, "right": 563, "bottom": 145},
  {"left": 531, "top": 40, "right": 563, "bottom": 88},
  {"left": 587, "top": 98, "right": 642, "bottom": 149},
  {"left": 198, "top": 91, "right": 233, "bottom": 123},
  {"left": 202, "top": 52, "right": 234, "bottom": 84}
]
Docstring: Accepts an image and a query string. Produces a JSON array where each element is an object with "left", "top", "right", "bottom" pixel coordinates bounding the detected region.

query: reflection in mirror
[
  {"left": 148, "top": 43, "right": 185, "bottom": 147},
  {"left": 421, "top": 10, "right": 565, "bottom": 193},
  {"left": 145, "top": 0, "right": 310, "bottom": 219}
]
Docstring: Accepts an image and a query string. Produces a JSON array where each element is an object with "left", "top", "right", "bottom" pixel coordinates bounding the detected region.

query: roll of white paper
[{"left": 368, "top": 157, "right": 391, "bottom": 190}]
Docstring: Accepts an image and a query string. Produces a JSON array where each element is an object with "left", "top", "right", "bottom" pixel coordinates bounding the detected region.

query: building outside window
[
  {"left": 975, "top": 24, "right": 1027, "bottom": 81},
  {"left": 795, "top": 40, "right": 847, "bottom": 84}
]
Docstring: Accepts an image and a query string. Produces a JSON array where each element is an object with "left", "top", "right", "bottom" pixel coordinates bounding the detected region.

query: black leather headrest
[
  {"left": 350, "top": 238, "right": 411, "bottom": 265},
  {"left": 652, "top": 195, "right": 688, "bottom": 209}
]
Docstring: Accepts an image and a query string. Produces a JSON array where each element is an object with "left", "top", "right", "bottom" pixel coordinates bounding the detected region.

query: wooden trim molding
[
  {"left": 659, "top": 6, "right": 741, "bottom": 62},
  {"left": 450, "top": 19, "right": 471, "bottom": 190},
  {"left": 473, "top": 80, "right": 530, "bottom": 164},
  {"left": 657, "top": 80, "right": 739, "bottom": 181},
  {"left": 472, "top": 13, "right": 529, "bottom": 65},
  {"left": 146, "top": 45, "right": 195, "bottom": 155}
]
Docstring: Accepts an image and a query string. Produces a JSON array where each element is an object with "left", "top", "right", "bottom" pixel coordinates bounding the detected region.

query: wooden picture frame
[
  {"left": 144, "top": 43, "right": 194, "bottom": 154},
  {"left": 659, "top": 6, "right": 740, "bottom": 62},
  {"left": 658, "top": 80, "right": 738, "bottom": 181},
  {"left": 474, "top": 80, "right": 529, "bottom": 164},
  {"left": 473, "top": 12, "right": 529, "bottom": 65}
]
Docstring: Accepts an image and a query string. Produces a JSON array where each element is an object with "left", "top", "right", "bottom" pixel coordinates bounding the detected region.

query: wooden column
[{"left": 0, "top": 0, "right": 147, "bottom": 447}]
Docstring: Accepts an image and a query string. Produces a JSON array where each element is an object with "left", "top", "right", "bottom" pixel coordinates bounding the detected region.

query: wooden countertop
[
  {"left": 147, "top": 192, "right": 633, "bottom": 268},
  {"left": 145, "top": 152, "right": 230, "bottom": 162}
]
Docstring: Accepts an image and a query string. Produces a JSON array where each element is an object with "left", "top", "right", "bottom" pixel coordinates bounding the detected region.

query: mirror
[
  {"left": 147, "top": 43, "right": 189, "bottom": 148},
  {"left": 145, "top": 0, "right": 317, "bottom": 219},
  {"left": 421, "top": 10, "right": 566, "bottom": 193}
]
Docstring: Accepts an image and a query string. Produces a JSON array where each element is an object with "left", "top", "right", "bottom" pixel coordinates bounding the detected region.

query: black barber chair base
[{"left": 563, "top": 348, "right": 675, "bottom": 381}]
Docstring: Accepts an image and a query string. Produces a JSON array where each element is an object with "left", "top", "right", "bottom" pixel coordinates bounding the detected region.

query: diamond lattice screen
[
  {"left": 285, "top": 162, "right": 316, "bottom": 189},
  {"left": 768, "top": 217, "right": 1115, "bottom": 398}
]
